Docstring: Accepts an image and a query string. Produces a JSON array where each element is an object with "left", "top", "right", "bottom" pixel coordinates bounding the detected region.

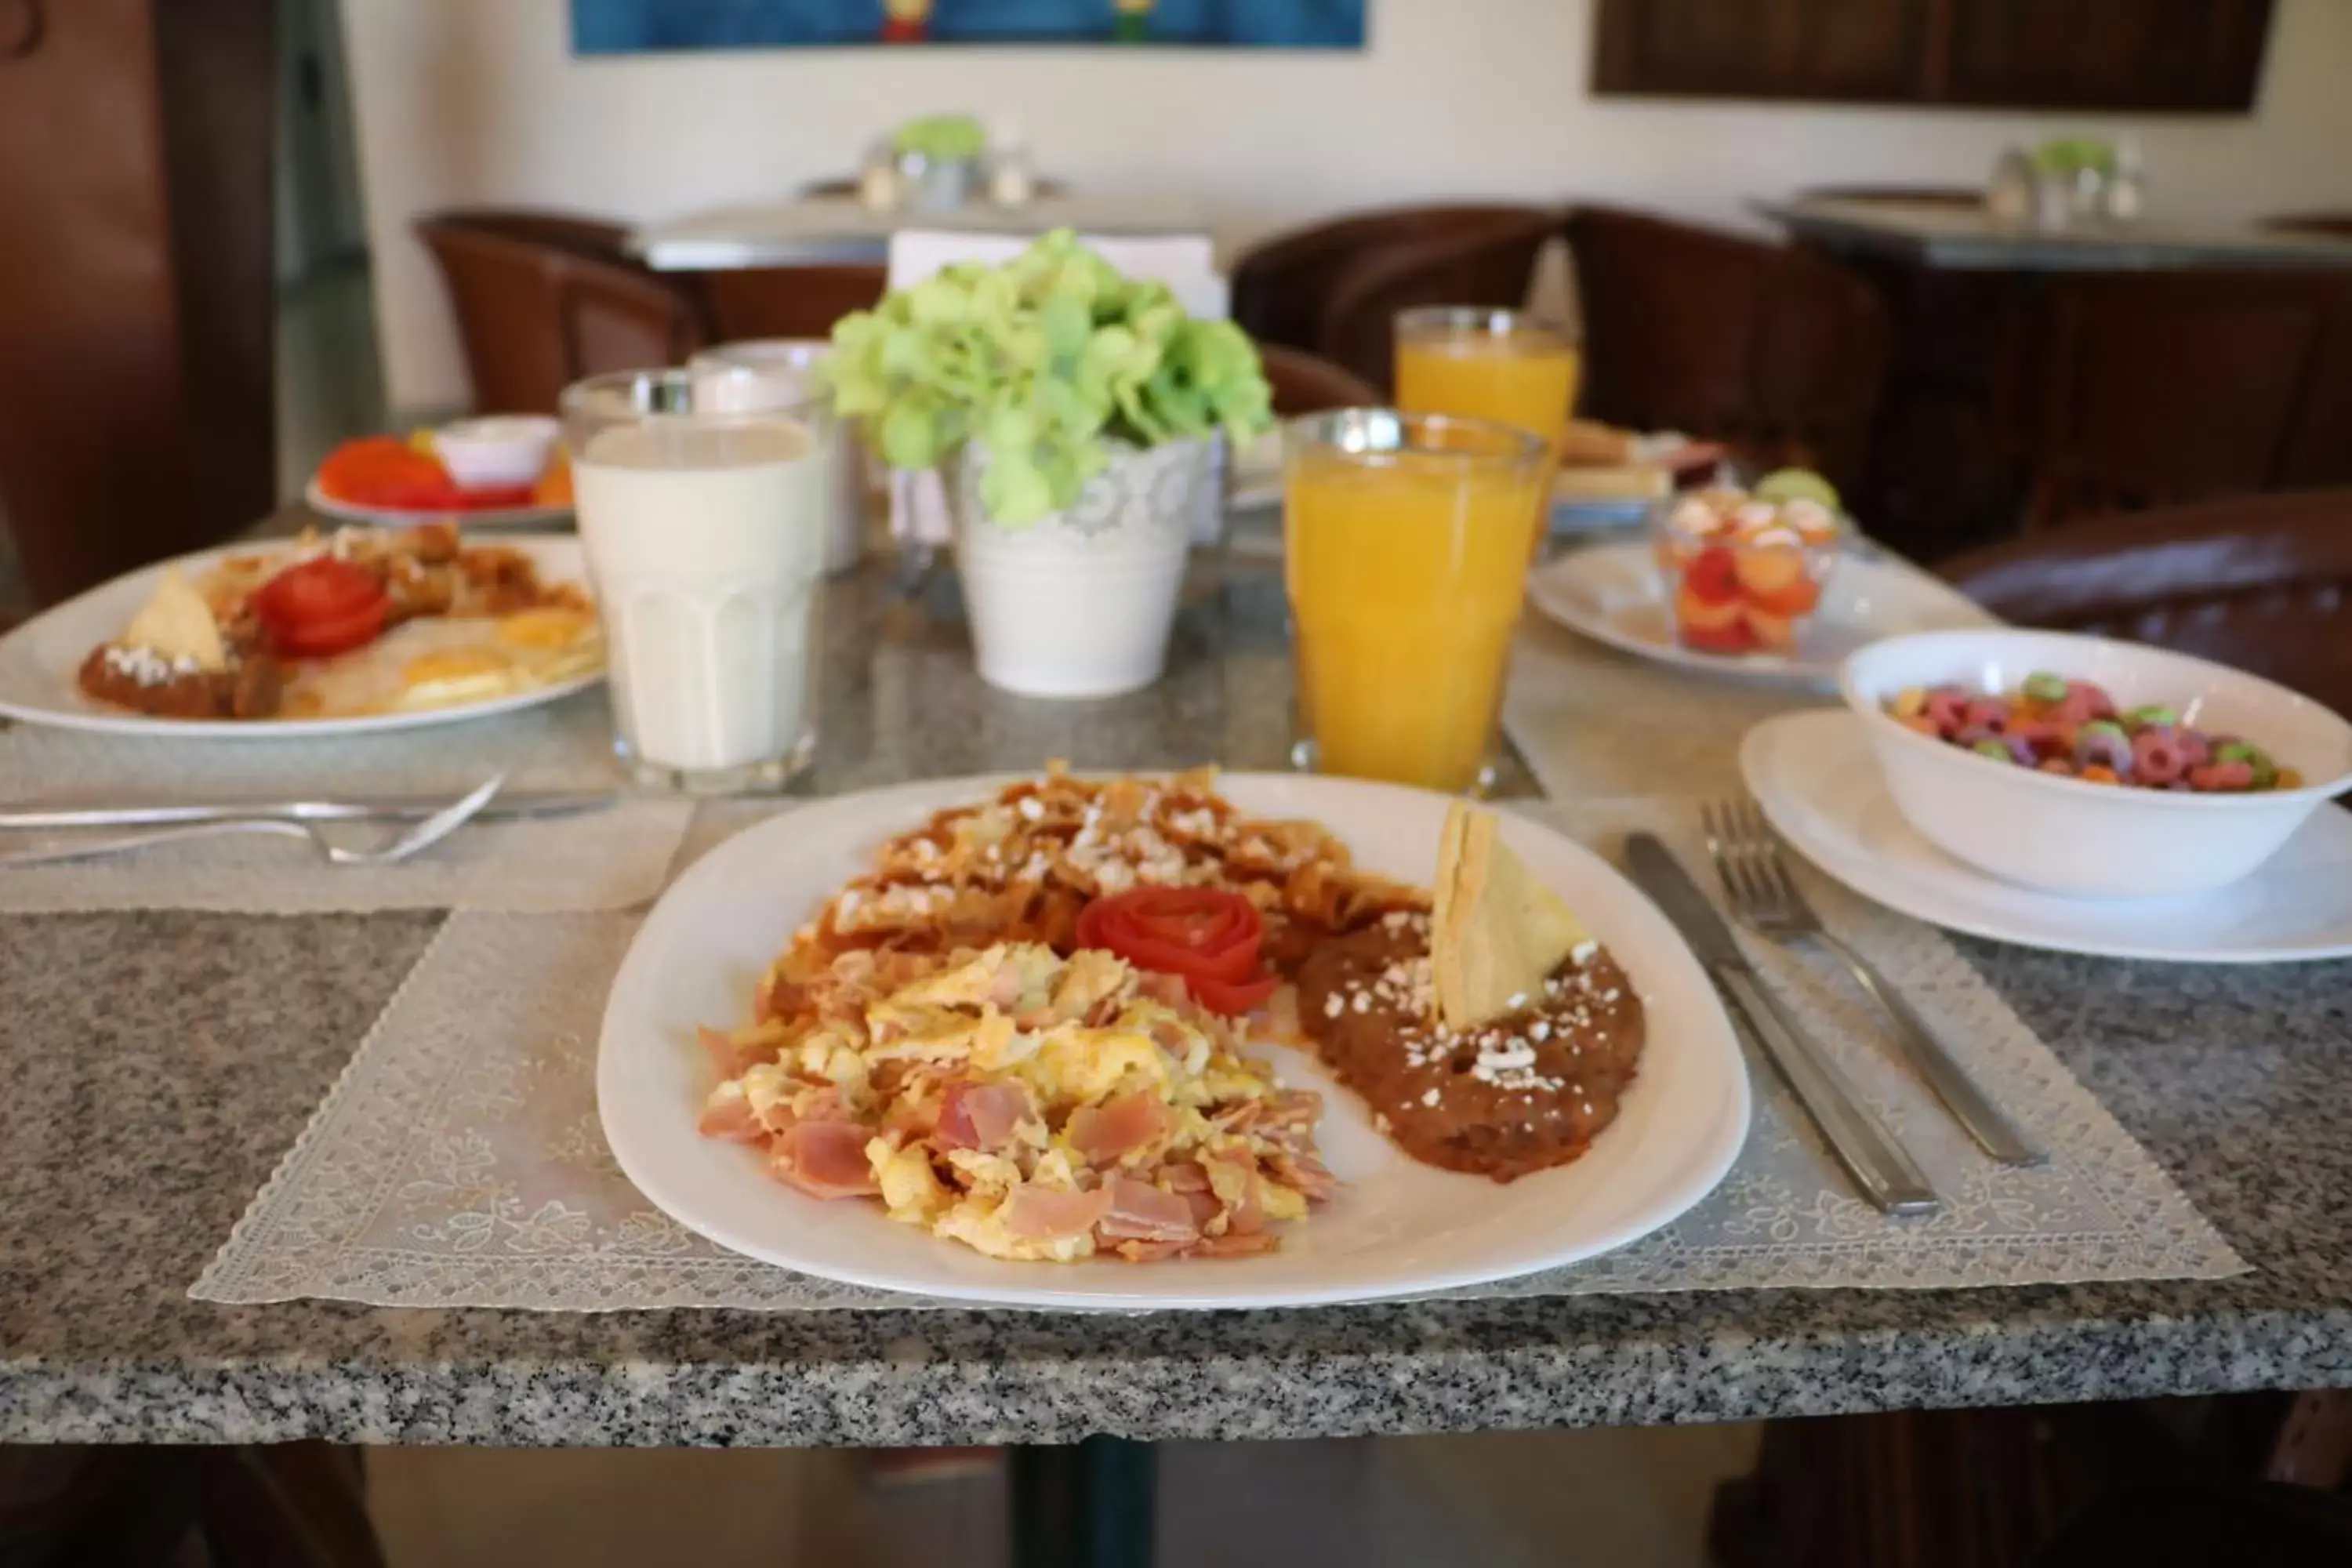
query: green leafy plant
[
  {"left": 892, "top": 114, "right": 987, "bottom": 164},
  {"left": 823, "top": 230, "right": 1275, "bottom": 527},
  {"left": 2031, "top": 136, "right": 2118, "bottom": 178}
]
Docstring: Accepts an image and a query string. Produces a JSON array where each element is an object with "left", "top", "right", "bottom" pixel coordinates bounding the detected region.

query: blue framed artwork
[{"left": 573, "top": 1, "right": 1367, "bottom": 52}]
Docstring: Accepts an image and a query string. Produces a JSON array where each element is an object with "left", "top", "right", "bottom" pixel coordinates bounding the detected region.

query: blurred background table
[{"left": 630, "top": 191, "right": 1210, "bottom": 271}]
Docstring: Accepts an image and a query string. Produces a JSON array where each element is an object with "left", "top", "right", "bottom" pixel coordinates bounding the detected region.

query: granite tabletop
[
  {"left": 1759, "top": 194, "right": 2352, "bottom": 273},
  {"left": 3, "top": 536, "right": 2350, "bottom": 1448}
]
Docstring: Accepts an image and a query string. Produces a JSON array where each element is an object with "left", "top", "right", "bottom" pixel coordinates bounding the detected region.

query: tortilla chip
[{"left": 1432, "top": 804, "right": 1592, "bottom": 1031}]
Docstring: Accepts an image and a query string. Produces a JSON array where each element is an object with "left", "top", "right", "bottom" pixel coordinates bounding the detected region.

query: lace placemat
[
  {"left": 0, "top": 695, "right": 692, "bottom": 913},
  {"left": 192, "top": 798, "right": 2242, "bottom": 1311}
]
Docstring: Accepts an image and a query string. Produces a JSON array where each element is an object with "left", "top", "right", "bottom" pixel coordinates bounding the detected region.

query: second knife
[{"left": 1624, "top": 832, "right": 1938, "bottom": 1217}]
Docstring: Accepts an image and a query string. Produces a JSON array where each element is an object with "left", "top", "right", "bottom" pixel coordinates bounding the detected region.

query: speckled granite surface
[{"left": 2, "top": 550, "right": 2350, "bottom": 1446}]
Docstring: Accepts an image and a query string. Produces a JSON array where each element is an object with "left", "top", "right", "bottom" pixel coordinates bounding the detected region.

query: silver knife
[
  {"left": 0, "top": 788, "right": 622, "bottom": 830},
  {"left": 1624, "top": 833, "right": 1939, "bottom": 1217}
]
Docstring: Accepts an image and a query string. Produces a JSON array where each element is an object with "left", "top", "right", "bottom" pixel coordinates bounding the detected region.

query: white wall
[{"left": 340, "top": 0, "right": 2352, "bottom": 413}]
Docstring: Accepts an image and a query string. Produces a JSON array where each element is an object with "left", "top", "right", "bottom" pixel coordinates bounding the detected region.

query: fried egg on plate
[{"left": 280, "top": 608, "right": 603, "bottom": 717}]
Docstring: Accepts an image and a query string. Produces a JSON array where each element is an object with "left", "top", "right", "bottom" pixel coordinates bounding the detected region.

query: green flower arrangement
[{"left": 823, "top": 230, "right": 1275, "bottom": 527}]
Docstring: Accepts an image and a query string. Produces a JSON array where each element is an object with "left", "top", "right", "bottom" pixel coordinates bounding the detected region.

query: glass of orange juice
[
  {"left": 1393, "top": 307, "right": 1581, "bottom": 450},
  {"left": 1284, "top": 410, "right": 1552, "bottom": 793}
]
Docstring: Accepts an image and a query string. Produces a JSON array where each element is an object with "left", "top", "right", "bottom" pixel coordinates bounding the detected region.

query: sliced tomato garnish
[
  {"left": 252, "top": 556, "right": 390, "bottom": 658},
  {"left": 1185, "top": 970, "right": 1281, "bottom": 1017},
  {"left": 269, "top": 597, "right": 388, "bottom": 657},
  {"left": 1074, "top": 887, "right": 1276, "bottom": 1015}
]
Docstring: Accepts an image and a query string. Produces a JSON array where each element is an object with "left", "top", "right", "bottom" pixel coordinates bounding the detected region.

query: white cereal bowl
[
  {"left": 1838, "top": 629, "right": 2352, "bottom": 898},
  {"left": 434, "top": 415, "right": 560, "bottom": 490}
]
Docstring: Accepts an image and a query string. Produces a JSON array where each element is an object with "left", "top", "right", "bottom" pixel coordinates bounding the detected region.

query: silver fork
[
  {"left": 1703, "top": 799, "right": 2047, "bottom": 1167},
  {"left": 0, "top": 775, "right": 506, "bottom": 869}
]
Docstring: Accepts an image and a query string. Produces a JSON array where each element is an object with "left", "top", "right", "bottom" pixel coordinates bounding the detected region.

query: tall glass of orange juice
[
  {"left": 1284, "top": 410, "right": 1551, "bottom": 793},
  {"left": 1393, "top": 307, "right": 1581, "bottom": 450}
]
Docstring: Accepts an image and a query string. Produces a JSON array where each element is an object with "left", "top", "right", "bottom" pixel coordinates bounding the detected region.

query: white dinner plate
[
  {"left": 1741, "top": 710, "right": 2352, "bottom": 964},
  {"left": 598, "top": 772, "right": 1751, "bottom": 1309},
  {"left": 1527, "top": 539, "right": 1998, "bottom": 686},
  {"left": 0, "top": 535, "right": 603, "bottom": 739},
  {"left": 304, "top": 478, "right": 573, "bottom": 531}
]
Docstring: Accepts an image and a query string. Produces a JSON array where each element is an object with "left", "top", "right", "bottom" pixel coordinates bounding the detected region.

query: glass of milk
[
  {"left": 560, "top": 368, "right": 828, "bottom": 794},
  {"left": 687, "top": 339, "right": 866, "bottom": 575}
]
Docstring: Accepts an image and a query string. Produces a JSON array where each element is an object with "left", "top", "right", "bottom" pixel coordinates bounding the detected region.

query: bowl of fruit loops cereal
[{"left": 1842, "top": 628, "right": 2352, "bottom": 898}]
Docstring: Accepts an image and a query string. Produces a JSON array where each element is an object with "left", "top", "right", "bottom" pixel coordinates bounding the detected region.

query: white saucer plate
[
  {"left": 0, "top": 535, "right": 602, "bottom": 739},
  {"left": 305, "top": 478, "right": 572, "bottom": 532},
  {"left": 1740, "top": 710, "right": 2352, "bottom": 963},
  {"left": 1528, "top": 540, "right": 1997, "bottom": 686},
  {"left": 598, "top": 771, "right": 1751, "bottom": 1309}
]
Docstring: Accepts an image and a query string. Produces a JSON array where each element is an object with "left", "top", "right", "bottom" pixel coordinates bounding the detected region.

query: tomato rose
[{"left": 1074, "top": 887, "right": 1279, "bottom": 1016}]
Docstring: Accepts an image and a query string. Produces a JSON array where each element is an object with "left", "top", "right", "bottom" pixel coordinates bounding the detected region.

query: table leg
[{"left": 1009, "top": 1437, "right": 1156, "bottom": 1568}]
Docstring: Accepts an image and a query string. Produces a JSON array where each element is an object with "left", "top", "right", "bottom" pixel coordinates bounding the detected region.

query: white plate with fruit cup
[
  {"left": 1651, "top": 485, "right": 1843, "bottom": 660},
  {"left": 1525, "top": 526, "right": 1997, "bottom": 689}
]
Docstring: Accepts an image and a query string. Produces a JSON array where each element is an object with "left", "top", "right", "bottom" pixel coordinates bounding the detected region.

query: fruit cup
[{"left": 1650, "top": 486, "right": 1842, "bottom": 657}]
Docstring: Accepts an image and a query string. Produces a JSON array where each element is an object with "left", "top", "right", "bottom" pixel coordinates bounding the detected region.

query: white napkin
[{"left": 883, "top": 229, "right": 1228, "bottom": 546}]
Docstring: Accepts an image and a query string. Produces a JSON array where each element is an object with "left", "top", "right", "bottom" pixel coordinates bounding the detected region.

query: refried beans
[{"left": 1295, "top": 911, "right": 1645, "bottom": 1182}]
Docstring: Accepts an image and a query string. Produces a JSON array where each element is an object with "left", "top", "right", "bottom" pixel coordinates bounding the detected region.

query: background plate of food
[
  {"left": 0, "top": 528, "right": 604, "bottom": 739},
  {"left": 305, "top": 424, "right": 575, "bottom": 530},
  {"left": 598, "top": 769, "right": 1751, "bottom": 1309}
]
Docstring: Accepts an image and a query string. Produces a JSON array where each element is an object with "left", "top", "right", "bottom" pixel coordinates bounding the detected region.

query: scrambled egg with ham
[{"left": 698, "top": 942, "right": 1332, "bottom": 1263}]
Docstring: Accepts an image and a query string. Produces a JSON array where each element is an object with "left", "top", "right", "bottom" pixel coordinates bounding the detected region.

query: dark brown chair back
[
  {"left": 1312, "top": 220, "right": 1564, "bottom": 393},
  {"left": 695, "top": 265, "right": 888, "bottom": 343},
  {"left": 0, "top": 0, "right": 275, "bottom": 608},
  {"left": 1231, "top": 204, "right": 1561, "bottom": 361},
  {"left": 2018, "top": 269, "right": 2352, "bottom": 529},
  {"left": 1566, "top": 205, "right": 1891, "bottom": 490},
  {"left": 798, "top": 176, "right": 1068, "bottom": 199},
  {"left": 415, "top": 210, "right": 709, "bottom": 414},
  {"left": 1258, "top": 344, "right": 1381, "bottom": 417},
  {"left": 1798, "top": 186, "right": 1985, "bottom": 208},
  {"left": 2265, "top": 212, "right": 2352, "bottom": 240},
  {"left": 1940, "top": 489, "right": 2352, "bottom": 712}
]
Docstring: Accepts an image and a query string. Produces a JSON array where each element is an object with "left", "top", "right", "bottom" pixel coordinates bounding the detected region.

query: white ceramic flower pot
[{"left": 952, "top": 439, "right": 1207, "bottom": 699}]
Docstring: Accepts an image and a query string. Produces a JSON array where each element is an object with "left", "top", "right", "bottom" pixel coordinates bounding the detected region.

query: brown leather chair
[
  {"left": 1230, "top": 204, "right": 1561, "bottom": 368},
  {"left": 0, "top": 0, "right": 276, "bottom": 608},
  {"left": 1566, "top": 204, "right": 1891, "bottom": 492},
  {"left": 1797, "top": 185, "right": 1986, "bottom": 207},
  {"left": 415, "top": 209, "right": 710, "bottom": 414},
  {"left": 798, "top": 176, "right": 1068, "bottom": 199},
  {"left": 695, "top": 264, "right": 887, "bottom": 343},
  {"left": 1312, "top": 221, "right": 1566, "bottom": 393},
  {"left": 2013, "top": 269, "right": 2352, "bottom": 529},
  {"left": 1939, "top": 489, "right": 2352, "bottom": 712},
  {"left": 1258, "top": 344, "right": 1380, "bottom": 416},
  {"left": 2264, "top": 212, "right": 2352, "bottom": 240}
]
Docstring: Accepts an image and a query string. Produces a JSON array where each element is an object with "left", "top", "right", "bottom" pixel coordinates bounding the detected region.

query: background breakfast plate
[
  {"left": 599, "top": 771, "right": 1751, "bottom": 1309},
  {"left": 1741, "top": 710, "right": 2352, "bottom": 963},
  {"left": 0, "top": 535, "right": 603, "bottom": 739},
  {"left": 1528, "top": 539, "right": 1997, "bottom": 687},
  {"left": 304, "top": 478, "right": 573, "bottom": 532}
]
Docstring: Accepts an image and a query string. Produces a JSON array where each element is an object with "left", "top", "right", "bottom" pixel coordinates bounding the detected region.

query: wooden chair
[
  {"left": 694, "top": 263, "right": 887, "bottom": 343},
  {"left": 1940, "top": 489, "right": 2352, "bottom": 713},
  {"left": 1230, "top": 203, "right": 1562, "bottom": 368},
  {"left": 415, "top": 209, "right": 710, "bottom": 414},
  {"left": 1798, "top": 185, "right": 1987, "bottom": 207},
  {"left": 797, "top": 176, "right": 1068, "bottom": 199},
  {"left": 2012, "top": 269, "right": 2352, "bottom": 529},
  {"left": 1565, "top": 204, "right": 1892, "bottom": 492},
  {"left": 2264, "top": 212, "right": 2352, "bottom": 241},
  {"left": 1258, "top": 344, "right": 1380, "bottom": 416},
  {"left": 1311, "top": 223, "right": 1565, "bottom": 393}
]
